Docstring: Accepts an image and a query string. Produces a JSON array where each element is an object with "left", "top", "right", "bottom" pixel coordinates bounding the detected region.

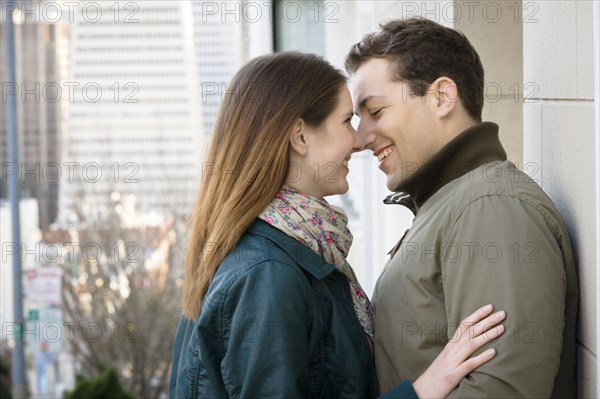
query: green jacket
[
  {"left": 170, "top": 219, "right": 418, "bottom": 398},
  {"left": 374, "top": 122, "right": 578, "bottom": 398}
]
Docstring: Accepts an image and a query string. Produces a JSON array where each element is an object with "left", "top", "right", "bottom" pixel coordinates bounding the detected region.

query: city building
[
  {"left": 59, "top": 1, "right": 204, "bottom": 223},
  {"left": 0, "top": 4, "right": 69, "bottom": 229},
  {"left": 190, "top": 0, "right": 273, "bottom": 140}
]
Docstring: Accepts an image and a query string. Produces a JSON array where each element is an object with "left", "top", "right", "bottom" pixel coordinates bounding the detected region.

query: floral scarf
[{"left": 258, "top": 186, "right": 375, "bottom": 341}]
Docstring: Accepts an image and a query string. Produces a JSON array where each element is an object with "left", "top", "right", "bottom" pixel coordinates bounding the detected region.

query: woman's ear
[
  {"left": 288, "top": 118, "right": 309, "bottom": 156},
  {"left": 431, "top": 77, "right": 458, "bottom": 118}
]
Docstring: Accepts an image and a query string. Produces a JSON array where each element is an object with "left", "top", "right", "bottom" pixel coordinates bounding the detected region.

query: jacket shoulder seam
[{"left": 449, "top": 192, "right": 563, "bottom": 255}]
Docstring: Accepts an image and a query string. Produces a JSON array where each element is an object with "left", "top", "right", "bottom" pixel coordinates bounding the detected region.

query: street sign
[{"left": 25, "top": 266, "right": 62, "bottom": 305}]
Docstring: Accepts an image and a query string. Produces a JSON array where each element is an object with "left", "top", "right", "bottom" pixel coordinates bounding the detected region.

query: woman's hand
[{"left": 412, "top": 304, "right": 506, "bottom": 399}]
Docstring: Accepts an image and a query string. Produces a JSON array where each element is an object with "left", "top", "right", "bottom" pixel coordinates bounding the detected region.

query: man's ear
[
  {"left": 430, "top": 77, "right": 458, "bottom": 117},
  {"left": 288, "top": 118, "right": 309, "bottom": 156}
]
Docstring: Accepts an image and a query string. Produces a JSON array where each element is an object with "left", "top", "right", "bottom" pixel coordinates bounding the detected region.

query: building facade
[
  {"left": 59, "top": 1, "right": 204, "bottom": 223},
  {"left": 0, "top": 8, "right": 69, "bottom": 229}
]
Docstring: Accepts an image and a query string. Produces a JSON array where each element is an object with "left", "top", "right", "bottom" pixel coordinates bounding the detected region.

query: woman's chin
[{"left": 324, "top": 182, "right": 349, "bottom": 197}]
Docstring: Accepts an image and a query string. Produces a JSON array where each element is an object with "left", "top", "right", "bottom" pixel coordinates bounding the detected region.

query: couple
[{"left": 170, "top": 18, "right": 578, "bottom": 398}]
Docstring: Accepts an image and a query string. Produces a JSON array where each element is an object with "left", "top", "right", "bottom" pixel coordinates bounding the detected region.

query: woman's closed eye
[{"left": 370, "top": 109, "right": 382, "bottom": 117}]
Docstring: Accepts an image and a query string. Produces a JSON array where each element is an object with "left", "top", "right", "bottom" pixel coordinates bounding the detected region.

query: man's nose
[{"left": 355, "top": 119, "right": 376, "bottom": 151}]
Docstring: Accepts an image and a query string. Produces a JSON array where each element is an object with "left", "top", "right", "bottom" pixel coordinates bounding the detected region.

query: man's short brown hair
[{"left": 345, "top": 18, "right": 484, "bottom": 122}]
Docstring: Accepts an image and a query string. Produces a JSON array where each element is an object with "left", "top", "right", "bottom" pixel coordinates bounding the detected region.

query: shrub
[{"left": 63, "top": 367, "right": 133, "bottom": 399}]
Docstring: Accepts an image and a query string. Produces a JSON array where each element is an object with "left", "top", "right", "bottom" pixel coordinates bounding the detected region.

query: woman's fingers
[
  {"left": 455, "top": 311, "right": 506, "bottom": 362},
  {"left": 456, "top": 348, "right": 497, "bottom": 377},
  {"left": 461, "top": 304, "right": 495, "bottom": 325},
  {"left": 451, "top": 304, "right": 495, "bottom": 342},
  {"left": 469, "top": 310, "right": 506, "bottom": 339},
  {"left": 412, "top": 306, "right": 506, "bottom": 399},
  {"left": 467, "top": 324, "right": 505, "bottom": 353}
]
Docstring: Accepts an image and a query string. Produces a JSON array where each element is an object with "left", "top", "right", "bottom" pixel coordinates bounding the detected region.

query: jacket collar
[
  {"left": 384, "top": 122, "right": 507, "bottom": 214},
  {"left": 247, "top": 219, "right": 336, "bottom": 280}
]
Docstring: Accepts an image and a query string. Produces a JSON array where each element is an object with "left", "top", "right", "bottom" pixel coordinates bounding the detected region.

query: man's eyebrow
[{"left": 356, "top": 95, "right": 385, "bottom": 111}]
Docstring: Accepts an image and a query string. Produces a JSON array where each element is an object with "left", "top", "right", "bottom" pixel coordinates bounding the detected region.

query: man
[{"left": 346, "top": 18, "right": 578, "bottom": 398}]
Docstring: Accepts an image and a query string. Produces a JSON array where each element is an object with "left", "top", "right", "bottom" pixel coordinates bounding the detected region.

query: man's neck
[
  {"left": 394, "top": 122, "right": 507, "bottom": 211},
  {"left": 436, "top": 117, "right": 479, "bottom": 149}
]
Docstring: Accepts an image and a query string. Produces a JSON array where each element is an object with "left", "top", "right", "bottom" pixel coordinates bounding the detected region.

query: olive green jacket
[{"left": 373, "top": 122, "right": 578, "bottom": 398}]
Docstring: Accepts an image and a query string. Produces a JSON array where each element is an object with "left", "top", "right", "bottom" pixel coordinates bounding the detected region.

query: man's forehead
[
  {"left": 351, "top": 78, "right": 387, "bottom": 110},
  {"left": 351, "top": 60, "right": 392, "bottom": 100},
  {"left": 355, "top": 59, "right": 392, "bottom": 82}
]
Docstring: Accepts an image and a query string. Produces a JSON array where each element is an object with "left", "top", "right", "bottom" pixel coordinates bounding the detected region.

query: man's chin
[
  {"left": 386, "top": 176, "right": 403, "bottom": 192},
  {"left": 385, "top": 169, "right": 416, "bottom": 192}
]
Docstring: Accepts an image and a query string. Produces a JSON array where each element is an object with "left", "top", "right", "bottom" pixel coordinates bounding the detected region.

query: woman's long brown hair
[{"left": 182, "top": 52, "right": 347, "bottom": 319}]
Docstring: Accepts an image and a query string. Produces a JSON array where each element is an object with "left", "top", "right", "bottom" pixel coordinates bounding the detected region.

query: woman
[{"left": 169, "top": 52, "right": 505, "bottom": 398}]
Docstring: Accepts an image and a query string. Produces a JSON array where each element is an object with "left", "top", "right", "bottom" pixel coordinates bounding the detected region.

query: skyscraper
[
  {"left": 191, "top": 1, "right": 244, "bottom": 141},
  {"left": 59, "top": 1, "right": 204, "bottom": 223},
  {"left": 0, "top": 6, "right": 69, "bottom": 229},
  {"left": 190, "top": 0, "right": 273, "bottom": 141}
]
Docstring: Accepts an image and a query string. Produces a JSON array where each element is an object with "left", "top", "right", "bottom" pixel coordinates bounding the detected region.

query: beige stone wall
[
  {"left": 523, "top": 1, "right": 596, "bottom": 397},
  {"left": 455, "top": 0, "right": 523, "bottom": 164}
]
